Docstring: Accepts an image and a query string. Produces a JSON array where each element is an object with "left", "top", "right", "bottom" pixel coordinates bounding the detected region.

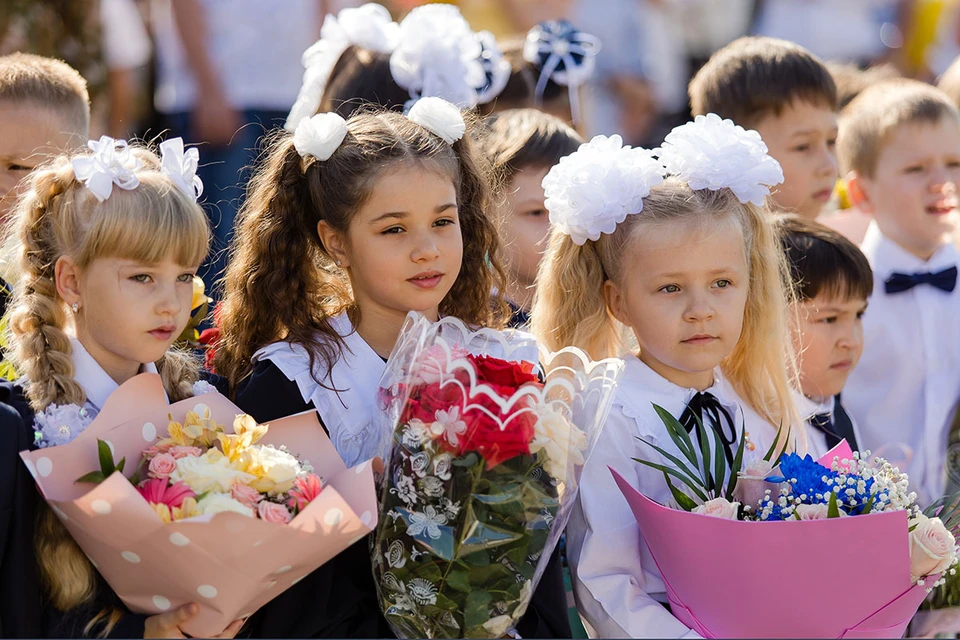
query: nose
[
  {"left": 837, "top": 323, "right": 863, "bottom": 352},
  {"left": 155, "top": 280, "right": 183, "bottom": 317},
  {"left": 683, "top": 290, "right": 715, "bottom": 323},
  {"left": 411, "top": 229, "right": 441, "bottom": 263},
  {"left": 816, "top": 143, "right": 839, "bottom": 179},
  {"left": 929, "top": 165, "right": 956, "bottom": 195}
]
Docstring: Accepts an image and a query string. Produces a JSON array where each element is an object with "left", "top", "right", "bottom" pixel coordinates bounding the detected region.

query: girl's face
[
  {"left": 335, "top": 163, "right": 463, "bottom": 321},
  {"left": 495, "top": 166, "right": 551, "bottom": 289},
  {"left": 605, "top": 219, "right": 750, "bottom": 390},
  {"left": 59, "top": 256, "right": 198, "bottom": 383}
]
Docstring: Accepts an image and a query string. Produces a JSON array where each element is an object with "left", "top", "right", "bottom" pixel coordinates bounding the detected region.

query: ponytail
[
  {"left": 531, "top": 229, "right": 626, "bottom": 360},
  {"left": 215, "top": 136, "right": 351, "bottom": 391}
]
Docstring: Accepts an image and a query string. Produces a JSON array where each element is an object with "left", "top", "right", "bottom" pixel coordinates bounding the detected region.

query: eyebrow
[
  {"left": 656, "top": 268, "right": 738, "bottom": 278},
  {"left": 790, "top": 128, "right": 838, "bottom": 137},
  {"left": 368, "top": 203, "right": 458, "bottom": 224}
]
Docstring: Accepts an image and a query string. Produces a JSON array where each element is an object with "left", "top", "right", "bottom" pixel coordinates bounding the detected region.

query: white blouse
[{"left": 567, "top": 355, "right": 780, "bottom": 639}]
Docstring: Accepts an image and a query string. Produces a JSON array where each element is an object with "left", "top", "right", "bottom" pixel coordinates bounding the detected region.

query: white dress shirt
[
  {"left": 844, "top": 222, "right": 960, "bottom": 506},
  {"left": 70, "top": 338, "right": 159, "bottom": 416},
  {"left": 567, "top": 355, "right": 779, "bottom": 639},
  {"left": 799, "top": 395, "right": 864, "bottom": 460}
]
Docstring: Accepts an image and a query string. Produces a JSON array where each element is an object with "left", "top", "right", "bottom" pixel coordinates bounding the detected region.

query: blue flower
[{"left": 773, "top": 453, "right": 838, "bottom": 500}]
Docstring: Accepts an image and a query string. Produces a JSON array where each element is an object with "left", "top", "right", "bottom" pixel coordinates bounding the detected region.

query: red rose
[
  {"left": 457, "top": 394, "right": 536, "bottom": 469},
  {"left": 469, "top": 355, "right": 539, "bottom": 392},
  {"left": 402, "top": 381, "right": 466, "bottom": 424}
]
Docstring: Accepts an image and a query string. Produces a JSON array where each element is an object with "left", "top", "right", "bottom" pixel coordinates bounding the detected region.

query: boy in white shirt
[
  {"left": 777, "top": 214, "right": 872, "bottom": 458},
  {"left": 840, "top": 79, "right": 960, "bottom": 506}
]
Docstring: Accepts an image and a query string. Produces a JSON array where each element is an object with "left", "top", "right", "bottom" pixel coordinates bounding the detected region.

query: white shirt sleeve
[
  {"left": 566, "top": 407, "right": 702, "bottom": 639},
  {"left": 100, "top": 0, "right": 152, "bottom": 71}
]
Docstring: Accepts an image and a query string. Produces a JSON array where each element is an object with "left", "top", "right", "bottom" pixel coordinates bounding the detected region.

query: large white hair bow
[
  {"left": 71, "top": 136, "right": 141, "bottom": 202},
  {"left": 285, "top": 3, "right": 400, "bottom": 132},
  {"left": 294, "top": 112, "right": 349, "bottom": 160},
  {"left": 389, "top": 4, "right": 489, "bottom": 110},
  {"left": 159, "top": 138, "right": 203, "bottom": 202},
  {"left": 542, "top": 135, "right": 665, "bottom": 246},
  {"left": 657, "top": 114, "right": 784, "bottom": 206},
  {"left": 406, "top": 97, "right": 465, "bottom": 144}
]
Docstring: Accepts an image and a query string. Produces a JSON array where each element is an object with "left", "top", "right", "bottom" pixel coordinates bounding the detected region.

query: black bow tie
[
  {"left": 678, "top": 391, "right": 737, "bottom": 467},
  {"left": 809, "top": 412, "right": 841, "bottom": 449},
  {"left": 884, "top": 266, "right": 957, "bottom": 294}
]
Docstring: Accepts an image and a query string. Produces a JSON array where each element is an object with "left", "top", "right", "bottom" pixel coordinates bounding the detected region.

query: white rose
[
  {"left": 733, "top": 459, "right": 779, "bottom": 511},
  {"left": 910, "top": 514, "right": 957, "bottom": 582},
  {"left": 406, "top": 97, "right": 466, "bottom": 144},
  {"left": 244, "top": 445, "right": 301, "bottom": 494},
  {"left": 528, "top": 407, "right": 586, "bottom": 480},
  {"left": 692, "top": 497, "right": 740, "bottom": 520},
  {"left": 196, "top": 493, "right": 255, "bottom": 518},
  {"left": 170, "top": 450, "right": 256, "bottom": 493},
  {"left": 794, "top": 504, "right": 848, "bottom": 520},
  {"left": 483, "top": 615, "right": 513, "bottom": 638}
]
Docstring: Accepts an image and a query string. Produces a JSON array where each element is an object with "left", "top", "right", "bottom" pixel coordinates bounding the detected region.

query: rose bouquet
[
  {"left": 21, "top": 374, "right": 377, "bottom": 637},
  {"left": 372, "top": 313, "right": 623, "bottom": 638},
  {"left": 612, "top": 407, "right": 960, "bottom": 638}
]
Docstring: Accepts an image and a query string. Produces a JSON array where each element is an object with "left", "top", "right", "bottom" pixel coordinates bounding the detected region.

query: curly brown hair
[{"left": 215, "top": 107, "right": 507, "bottom": 391}]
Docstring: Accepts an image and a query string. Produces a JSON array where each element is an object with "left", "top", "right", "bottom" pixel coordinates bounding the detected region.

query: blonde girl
[
  {"left": 1, "top": 137, "right": 242, "bottom": 638},
  {"left": 531, "top": 115, "right": 801, "bottom": 637}
]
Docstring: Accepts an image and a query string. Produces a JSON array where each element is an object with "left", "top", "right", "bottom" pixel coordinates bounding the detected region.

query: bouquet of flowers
[
  {"left": 21, "top": 374, "right": 377, "bottom": 637},
  {"left": 372, "top": 313, "right": 623, "bottom": 638},
  {"left": 612, "top": 407, "right": 960, "bottom": 638}
]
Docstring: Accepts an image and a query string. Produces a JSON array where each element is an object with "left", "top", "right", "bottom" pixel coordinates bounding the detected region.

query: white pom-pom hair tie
[
  {"left": 406, "top": 97, "right": 466, "bottom": 144},
  {"left": 293, "top": 112, "right": 349, "bottom": 161},
  {"left": 657, "top": 113, "right": 784, "bottom": 206},
  {"left": 542, "top": 135, "right": 665, "bottom": 246}
]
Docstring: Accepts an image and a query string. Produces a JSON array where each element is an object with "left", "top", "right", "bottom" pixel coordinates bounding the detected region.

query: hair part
[
  {"left": 0, "top": 52, "right": 90, "bottom": 139},
  {"left": 4, "top": 143, "right": 209, "bottom": 629},
  {"left": 216, "top": 107, "right": 507, "bottom": 391},
  {"left": 776, "top": 214, "right": 873, "bottom": 303},
  {"left": 838, "top": 78, "right": 960, "bottom": 177},
  {"left": 689, "top": 36, "right": 837, "bottom": 129},
  {"left": 533, "top": 178, "right": 799, "bottom": 432}
]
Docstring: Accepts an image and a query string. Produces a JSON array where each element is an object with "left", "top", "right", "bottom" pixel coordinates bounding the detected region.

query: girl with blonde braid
[{"left": 0, "top": 137, "right": 243, "bottom": 638}]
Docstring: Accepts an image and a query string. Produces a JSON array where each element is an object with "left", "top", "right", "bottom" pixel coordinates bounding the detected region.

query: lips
[
  {"left": 149, "top": 325, "right": 177, "bottom": 340},
  {"left": 830, "top": 359, "right": 853, "bottom": 370},
  {"left": 408, "top": 271, "right": 444, "bottom": 290},
  {"left": 813, "top": 188, "right": 833, "bottom": 202},
  {"left": 926, "top": 201, "right": 957, "bottom": 216},
  {"left": 681, "top": 334, "right": 718, "bottom": 345}
]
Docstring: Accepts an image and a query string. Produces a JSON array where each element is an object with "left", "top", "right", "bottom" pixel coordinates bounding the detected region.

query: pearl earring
[
  {"left": 71, "top": 302, "right": 80, "bottom": 313},
  {"left": 336, "top": 260, "right": 342, "bottom": 267}
]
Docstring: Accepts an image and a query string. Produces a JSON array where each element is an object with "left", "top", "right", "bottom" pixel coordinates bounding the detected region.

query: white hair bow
[
  {"left": 294, "top": 112, "right": 349, "bottom": 160},
  {"left": 71, "top": 136, "right": 141, "bottom": 202},
  {"left": 160, "top": 138, "right": 203, "bottom": 202},
  {"left": 406, "top": 97, "right": 465, "bottom": 144}
]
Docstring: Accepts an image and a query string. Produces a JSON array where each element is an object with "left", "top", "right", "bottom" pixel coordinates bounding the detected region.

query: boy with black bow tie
[
  {"left": 838, "top": 79, "right": 960, "bottom": 506},
  {"left": 777, "top": 214, "right": 870, "bottom": 458}
]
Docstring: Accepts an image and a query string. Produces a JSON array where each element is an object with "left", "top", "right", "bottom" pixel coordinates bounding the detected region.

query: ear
[
  {"left": 316, "top": 220, "right": 350, "bottom": 267},
  {"left": 54, "top": 256, "right": 81, "bottom": 306},
  {"left": 602, "top": 279, "right": 631, "bottom": 327},
  {"left": 844, "top": 171, "right": 874, "bottom": 215}
]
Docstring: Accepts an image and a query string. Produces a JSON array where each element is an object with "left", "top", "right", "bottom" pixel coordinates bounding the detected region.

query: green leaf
[
  {"left": 662, "top": 470, "right": 699, "bottom": 511},
  {"left": 652, "top": 404, "right": 698, "bottom": 469},
  {"left": 464, "top": 589, "right": 493, "bottom": 631},
  {"left": 446, "top": 568, "right": 472, "bottom": 593},
  {"left": 129, "top": 469, "right": 141, "bottom": 486},
  {"left": 116, "top": 457, "right": 126, "bottom": 473},
  {"left": 711, "top": 422, "right": 727, "bottom": 500},
  {"left": 75, "top": 471, "right": 107, "bottom": 485},
  {"left": 97, "top": 439, "right": 115, "bottom": 476},
  {"left": 772, "top": 423, "right": 792, "bottom": 465},
  {"left": 462, "top": 550, "right": 490, "bottom": 567},
  {"left": 763, "top": 422, "right": 784, "bottom": 462},
  {"left": 693, "top": 414, "right": 714, "bottom": 493},
  {"left": 828, "top": 491, "right": 840, "bottom": 518},
  {"left": 634, "top": 435, "right": 709, "bottom": 498},
  {"left": 724, "top": 426, "right": 747, "bottom": 500},
  {"left": 632, "top": 456, "right": 709, "bottom": 502}
]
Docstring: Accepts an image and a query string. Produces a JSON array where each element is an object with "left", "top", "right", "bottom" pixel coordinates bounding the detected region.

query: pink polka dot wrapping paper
[{"left": 21, "top": 373, "right": 378, "bottom": 638}]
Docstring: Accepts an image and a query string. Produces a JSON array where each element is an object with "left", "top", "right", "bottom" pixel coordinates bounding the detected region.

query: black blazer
[{"left": 234, "top": 360, "right": 572, "bottom": 639}]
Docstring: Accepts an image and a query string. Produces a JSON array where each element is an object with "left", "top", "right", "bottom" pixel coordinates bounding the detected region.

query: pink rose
[
  {"left": 169, "top": 446, "right": 203, "bottom": 460},
  {"left": 148, "top": 453, "right": 177, "bottom": 480},
  {"left": 691, "top": 497, "right": 740, "bottom": 520},
  {"left": 910, "top": 514, "right": 957, "bottom": 582},
  {"left": 231, "top": 483, "right": 264, "bottom": 509},
  {"left": 794, "top": 504, "right": 847, "bottom": 520},
  {"left": 415, "top": 344, "right": 471, "bottom": 385},
  {"left": 258, "top": 501, "right": 293, "bottom": 524},
  {"left": 733, "top": 459, "right": 779, "bottom": 512}
]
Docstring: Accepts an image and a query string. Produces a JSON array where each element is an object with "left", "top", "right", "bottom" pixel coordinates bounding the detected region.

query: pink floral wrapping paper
[
  {"left": 611, "top": 442, "right": 931, "bottom": 638},
  {"left": 20, "top": 374, "right": 378, "bottom": 637}
]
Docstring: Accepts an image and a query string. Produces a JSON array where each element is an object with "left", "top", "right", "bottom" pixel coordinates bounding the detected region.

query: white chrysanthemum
[
  {"left": 657, "top": 113, "right": 784, "bottom": 206},
  {"left": 389, "top": 4, "right": 486, "bottom": 109},
  {"left": 34, "top": 403, "right": 95, "bottom": 448},
  {"left": 285, "top": 3, "right": 399, "bottom": 131},
  {"left": 542, "top": 134, "right": 665, "bottom": 245}
]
